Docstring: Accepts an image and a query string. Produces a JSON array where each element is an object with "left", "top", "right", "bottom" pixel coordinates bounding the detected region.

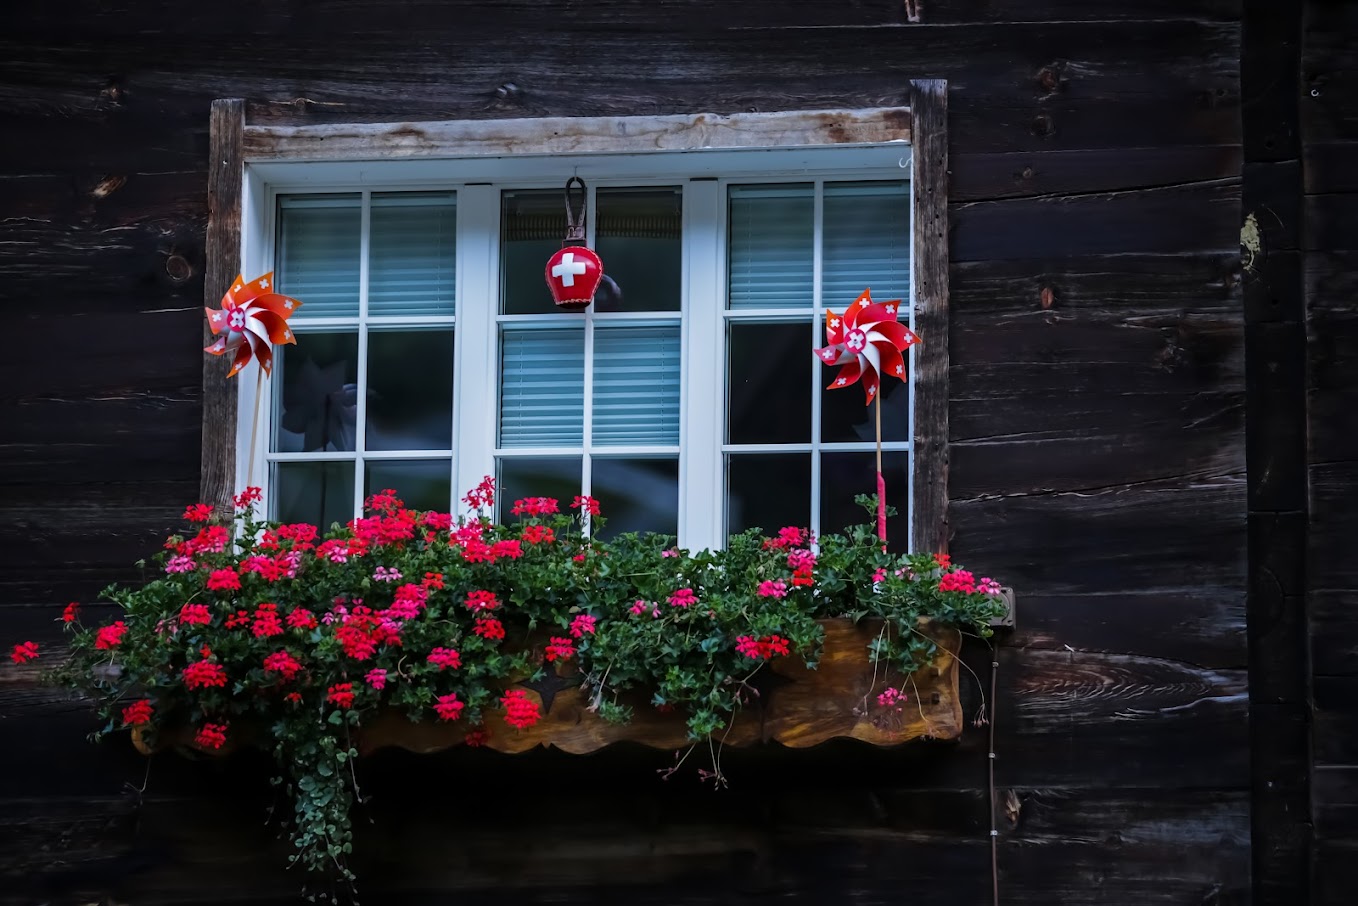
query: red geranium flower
[
  {"left": 183, "top": 503, "right": 214, "bottom": 523},
  {"left": 195, "top": 722, "right": 228, "bottom": 749},
  {"left": 464, "top": 590, "right": 499, "bottom": 613},
  {"left": 10, "top": 641, "right": 38, "bottom": 664},
  {"left": 544, "top": 637, "right": 575, "bottom": 662},
  {"left": 94, "top": 621, "right": 127, "bottom": 650},
  {"left": 473, "top": 617, "right": 506, "bottom": 641},
  {"left": 61, "top": 602, "right": 80, "bottom": 623},
  {"left": 122, "top": 700, "right": 154, "bottom": 726},
  {"left": 263, "top": 650, "right": 303, "bottom": 681},
  {"left": 427, "top": 647, "right": 462, "bottom": 671},
  {"left": 327, "top": 683, "right": 355, "bottom": 709},
  {"left": 501, "top": 689, "right": 541, "bottom": 729},
  {"left": 179, "top": 603, "right": 212, "bottom": 626},
  {"left": 206, "top": 569, "right": 241, "bottom": 592}
]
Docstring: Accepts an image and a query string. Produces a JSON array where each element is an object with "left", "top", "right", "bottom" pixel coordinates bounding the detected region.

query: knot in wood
[
  {"left": 165, "top": 254, "right": 193, "bottom": 283},
  {"left": 1040, "top": 286, "right": 1055, "bottom": 310},
  {"left": 1030, "top": 113, "right": 1055, "bottom": 137},
  {"left": 1037, "top": 61, "right": 1068, "bottom": 94},
  {"left": 495, "top": 82, "right": 521, "bottom": 100},
  {"left": 90, "top": 175, "right": 126, "bottom": 199}
]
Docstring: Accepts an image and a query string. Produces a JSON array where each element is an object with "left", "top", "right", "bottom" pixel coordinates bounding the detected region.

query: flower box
[{"left": 133, "top": 618, "right": 962, "bottom": 757}]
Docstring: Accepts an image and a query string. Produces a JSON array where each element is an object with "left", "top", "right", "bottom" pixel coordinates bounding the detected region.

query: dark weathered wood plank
[
  {"left": 1315, "top": 676, "right": 1358, "bottom": 766},
  {"left": 1312, "top": 591, "right": 1358, "bottom": 677},
  {"left": 200, "top": 99, "right": 242, "bottom": 512},
  {"left": 953, "top": 179, "right": 1241, "bottom": 261},
  {"left": 951, "top": 144, "right": 1242, "bottom": 202},
  {"left": 910, "top": 79, "right": 948, "bottom": 555}
]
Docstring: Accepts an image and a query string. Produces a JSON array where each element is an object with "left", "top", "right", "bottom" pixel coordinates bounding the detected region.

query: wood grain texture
[
  {"left": 909, "top": 79, "right": 949, "bottom": 556},
  {"left": 244, "top": 107, "right": 911, "bottom": 161},
  {"left": 200, "top": 100, "right": 243, "bottom": 513}
]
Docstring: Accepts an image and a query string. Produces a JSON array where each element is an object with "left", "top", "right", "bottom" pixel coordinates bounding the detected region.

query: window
[{"left": 214, "top": 97, "right": 949, "bottom": 552}]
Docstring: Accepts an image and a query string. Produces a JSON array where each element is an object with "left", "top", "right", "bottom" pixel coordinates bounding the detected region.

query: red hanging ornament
[{"left": 545, "top": 177, "right": 603, "bottom": 311}]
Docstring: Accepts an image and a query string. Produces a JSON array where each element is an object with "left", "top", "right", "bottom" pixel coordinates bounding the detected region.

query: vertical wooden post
[
  {"left": 1241, "top": 3, "right": 1311, "bottom": 904},
  {"left": 909, "top": 79, "right": 949, "bottom": 555},
  {"left": 201, "top": 99, "right": 246, "bottom": 512}
]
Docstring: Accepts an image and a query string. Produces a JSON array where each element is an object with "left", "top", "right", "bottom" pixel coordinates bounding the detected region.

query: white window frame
[{"left": 206, "top": 99, "right": 949, "bottom": 553}]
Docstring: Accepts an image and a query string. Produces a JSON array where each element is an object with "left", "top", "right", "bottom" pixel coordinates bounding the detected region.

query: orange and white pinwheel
[
  {"left": 813, "top": 288, "right": 920, "bottom": 405},
  {"left": 204, "top": 273, "right": 303, "bottom": 378}
]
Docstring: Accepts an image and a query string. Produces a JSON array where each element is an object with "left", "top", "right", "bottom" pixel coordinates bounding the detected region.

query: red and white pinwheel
[
  {"left": 204, "top": 272, "right": 303, "bottom": 378},
  {"left": 814, "top": 289, "right": 920, "bottom": 404}
]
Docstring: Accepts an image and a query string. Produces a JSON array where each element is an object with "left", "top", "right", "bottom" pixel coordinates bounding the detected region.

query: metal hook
[{"left": 563, "top": 176, "right": 587, "bottom": 244}]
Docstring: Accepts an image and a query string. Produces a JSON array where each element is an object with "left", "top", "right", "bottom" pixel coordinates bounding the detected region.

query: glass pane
[
  {"left": 727, "top": 454, "right": 811, "bottom": 537},
  {"left": 594, "top": 187, "right": 681, "bottom": 312},
  {"left": 820, "top": 451, "right": 910, "bottom": 551},
  {"left": 366, "top": 330, "right": 454, "bottom": 451},
  {"left": 370, "top": 193, "right": 456, "bottom": 316},
  {"left": 823, "top": 181, "right": 910, "bottom": 311},
  {"left": 821, "top": 368, "right": 909, "bottom": 443},
  {"left": 277, "top": 195, "right": 361, "bottom": 318},
  {"left": 500, "top": 327, "right": 585, "bottom": 448},
  {"left": 502, "top": 190, "right": 566, "bottom": 315},
  {"left": 497, "top": 457, "right": 583, "bottom": 517},
  {"left": 593, "top": 325, "right": 680, "bottom": 446},
  {"left": 274, "top": 332, "right": 359, "bottom": 453},
  {"left": 728, "top": 321, "right": 811, "bottom": 444},
  {"left": 365, "top": 459, "right": 452, "bottom": 514},
  {"left": 592, "top": 457, "right": 679, "bottom": 540},
  {"left": 272, "top": 461, "right": 354, "bottom": 531},
  {"left": 727, "top": 184, "right": 813, "bottom": 310}
]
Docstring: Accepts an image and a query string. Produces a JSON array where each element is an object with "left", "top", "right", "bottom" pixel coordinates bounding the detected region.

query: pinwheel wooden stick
[
  {"left": 204, "top": 272, "right": 304, "bottom": 491},
  {"left": 814, "top": 288, "right": 921, "bottom": 543}
]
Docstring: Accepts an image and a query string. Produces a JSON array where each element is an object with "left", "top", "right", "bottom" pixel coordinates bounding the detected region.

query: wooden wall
[
  {"left": 1303, "top": 2, "right": 1358, "bottom": 904},
  {"left": 0, "top": 1, "right": 1298, "bottom": 903}
]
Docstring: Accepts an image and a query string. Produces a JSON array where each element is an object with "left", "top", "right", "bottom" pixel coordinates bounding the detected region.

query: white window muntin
[{"left": 239, "top": 146, "right": 913, "bottom": 550}]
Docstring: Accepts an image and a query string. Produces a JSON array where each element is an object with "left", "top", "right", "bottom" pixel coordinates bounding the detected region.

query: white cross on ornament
[
  {"left": 551, "top": 252, "right": 589, "bottom": 287},
  {"left": 259, "top": 278, "right": 270, "bottom": 289}
]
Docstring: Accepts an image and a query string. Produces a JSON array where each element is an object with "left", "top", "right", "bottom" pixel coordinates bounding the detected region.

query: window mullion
[
  {"left": 680, "top": 179, "right": 723, "bottom": 551},
  {"left": 452, "top": 184, "right": 500, "bottom": 517},
  {"left": 353, "top": 190, "right": 372, "bottom": 520},
  {"left": 581, "top": 181, "right": 597, "bottom": 510},
  {"left": 810, "top": 179, "right": 824, "bottom": 542}
]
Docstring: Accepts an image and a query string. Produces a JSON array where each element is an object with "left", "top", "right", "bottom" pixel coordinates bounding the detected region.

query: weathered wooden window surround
[{"left": 203, "top": 80, "right": 949, "bottom": 553}]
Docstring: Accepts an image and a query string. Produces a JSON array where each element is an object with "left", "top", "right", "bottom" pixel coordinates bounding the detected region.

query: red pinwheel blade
[
  {"left": 872, "top": 320, "right": 919, "bottom": 350},
  {"left": 251, "top": 309, "right": 295, "bottom": 344},
  {"left": 828, "top": 359, "right": 862, "bottom": 390},
  {"left": 205, "top": 306, "right": 230, "bottom": 336},
  {"left": 226, "top": 340, "right": 253, "bottom": 379},
  {"left": 878, "top": 341, "right": 906, "bottom": 383},
  {"left": 825, "top": 309, "right": 846, "bottom": 345},
  {"left": 251, "top": 292, "right": 303, "bottom": 320}
]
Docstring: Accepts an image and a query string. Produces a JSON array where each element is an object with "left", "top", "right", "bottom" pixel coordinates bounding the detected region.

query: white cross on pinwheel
[{"left": 551, "top": 252, "right": 589, "bottom": 287}]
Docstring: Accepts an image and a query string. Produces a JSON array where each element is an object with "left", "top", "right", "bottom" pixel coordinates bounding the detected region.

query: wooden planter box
[{"left": 136, "top": 619, "right": 963, "bottom": 757}]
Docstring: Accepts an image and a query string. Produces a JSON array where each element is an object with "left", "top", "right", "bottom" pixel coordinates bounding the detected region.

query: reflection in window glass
[
  {"left": 501, "top": 190, "right": 565, "bottom": 315},
  {"left": 727, "top": 454, "right": 811, "bottom": 536},
  {"left": 273, "top": 461, "right": 354, "bottom": 530},
  {"left": 593, "top": 325, "right": 680, "bottom": 446},
  {"left": 365, "top": 459, "right": 452, "bottom": 514},
  {"left": 498, "top": 457, "right": 582, "bottom": 517},
  {"left": 500, "top": 327, "right": 585, "bottom": 448},
  {"left": 274, "top": 332, "right": 359, "bottom": 453},
  {"left": 727, "top": 322, "right": 812, "bottom": 444},
  {"left": 820, "top": 451, "right": 910, "bottom": 551},
  {"left": 367, "top": 330, "right": 454, "bottom": 452},
  {"left": 594, "top": 187, "right": 682, "bottom": 312},
  {"left": 592, "top": 457, "right": 679, "bottom": 540}
]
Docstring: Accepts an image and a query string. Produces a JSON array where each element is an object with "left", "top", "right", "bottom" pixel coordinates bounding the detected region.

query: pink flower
[
  {"left": 735, "top": 634, "right": 792, "bottom": 660},
  {"left": 877, "top": 687, "right": 906, "bottom": 709},
  {"left": 787, "top": 548, "right": 816, "bottom": 572},
  {"left": 364, "top": 668, "right": 388, "bottom": 690},
  {"left": 569, "top": 614, "right": 596, "bottom": 638},
  {"left": 939, "top": 569, "right": 977, "bottom": 594},
  {"left": 667, "top": 588, "right": 697, "bottom": 608},
  {"left": 165, "top": 555, "right": 197, "bottom": 574},
  {"left": 872, "top": 568, "right": 887, "bottom": 584},
  {"left": 373, "top": 566, "right": 402, "bottom": 583},
  {"left": 661, "top": 548, "right": 679, "bottom": 558},
  {"left": 428, "top": 647, "right": 462, "bottom": 671},
  {"left": 757, "top": 580, "right": 787, "bottom": 599},
  {"left": 630, "top": 599, "right": 660, "bottom": 618},
  {"left": 434, "top": 692, "right": 464, "bottom": 721},
  {"left": 979, "top": 577, "right": 1003, "bottom": 595}
]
